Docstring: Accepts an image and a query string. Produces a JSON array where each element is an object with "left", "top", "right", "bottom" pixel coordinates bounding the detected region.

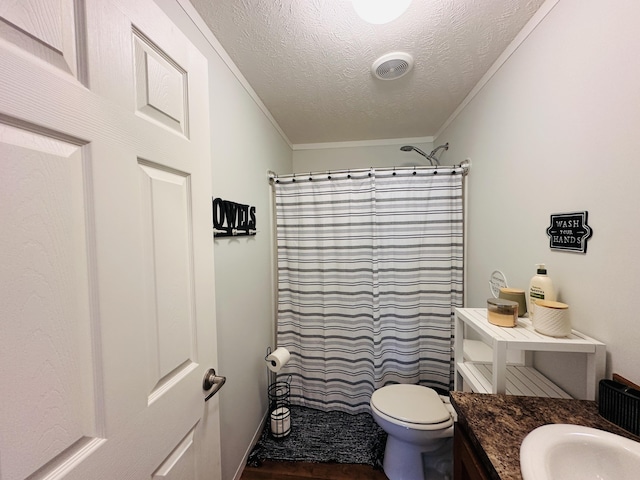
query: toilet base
[
  {"left": 383, "top": 435, "right": 424, "bottom": 480},
  {"left": 422, "top": 437, "right": 453, "bottom": 480},
  {"left": 383, "top": 436, "right": 453, "bottom": 480}
]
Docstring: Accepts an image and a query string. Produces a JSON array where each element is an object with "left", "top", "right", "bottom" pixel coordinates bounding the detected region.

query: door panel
[
  {"left": 0, "top": 122, "right": 101, "bottom": 480},
  {"left": 134, "top": 32, "right": 188, "bottom": 135},
  {"left": 0, "top": 0, "right": 80, "bottom": 76},
  {"left": 138, "top": 161, "right": 199, "bottom": 402},
  {"left": 152, "top": 428, "right": 197, "bottom": 480},
  {"left": 0, "top": 0, "right": 221, "bottom": 479}
]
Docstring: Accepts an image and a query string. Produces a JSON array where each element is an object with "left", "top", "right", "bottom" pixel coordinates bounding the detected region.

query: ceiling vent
[{"left": 372, "top": 52, "right": 414, "bottom": 80}]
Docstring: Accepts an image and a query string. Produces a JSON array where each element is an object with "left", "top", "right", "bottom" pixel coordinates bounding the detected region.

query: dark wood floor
[{"left": 240, "top": 461, "right": 389, "bottom": 480}]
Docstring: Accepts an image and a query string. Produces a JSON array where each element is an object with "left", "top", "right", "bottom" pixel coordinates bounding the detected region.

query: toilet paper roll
[
  {"left": 270, "top": 406, "right": 291, "bottom": 437},
  {"left": 266, "top": 347, "right": 290, "bottom": 372}
]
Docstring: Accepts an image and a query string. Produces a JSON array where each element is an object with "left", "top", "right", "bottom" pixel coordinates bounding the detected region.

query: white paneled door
[{"left": 0, "top": 1, "right": 222, "bottom": 479}]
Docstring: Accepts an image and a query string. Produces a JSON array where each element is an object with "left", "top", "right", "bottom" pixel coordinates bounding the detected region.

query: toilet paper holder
[
  {"left": 265, "top": 346, "right": 293, "bottom": 438},
  {"left": 267, "top": 374, "right": 292, "bottom": 438}
]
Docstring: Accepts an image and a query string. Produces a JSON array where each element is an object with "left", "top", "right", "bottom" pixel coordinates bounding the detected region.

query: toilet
[{"left": 370, "top": 384, "right": 456, "bottom": 480}]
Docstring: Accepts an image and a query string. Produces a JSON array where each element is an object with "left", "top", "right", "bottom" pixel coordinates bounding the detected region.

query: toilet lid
[{"left": 370, "top": 384, "right": 451, "bottom": 425}]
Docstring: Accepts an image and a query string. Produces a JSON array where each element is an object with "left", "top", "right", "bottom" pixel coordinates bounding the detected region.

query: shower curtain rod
[{"left": 267, "top": 159, "right": 470, "bottom": 182}]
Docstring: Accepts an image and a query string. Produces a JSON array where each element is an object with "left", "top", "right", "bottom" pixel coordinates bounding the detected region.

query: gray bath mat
[{"left": 246, "top": 406, "right": 386, "bottom": 467}]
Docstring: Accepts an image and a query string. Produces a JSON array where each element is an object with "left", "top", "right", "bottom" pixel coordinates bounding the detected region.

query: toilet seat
[{"left": 370, "top": 384, "right": 453, "bottom": 430}]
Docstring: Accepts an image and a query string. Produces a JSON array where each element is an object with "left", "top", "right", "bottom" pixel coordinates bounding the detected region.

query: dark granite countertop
[{"left": 450, "top": 391, "right": 640, "bottom": 480}]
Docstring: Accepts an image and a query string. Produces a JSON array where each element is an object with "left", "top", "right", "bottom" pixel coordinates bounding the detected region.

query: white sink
[{"left": 520, "top": 423, "right": 640, "bottom": 480}]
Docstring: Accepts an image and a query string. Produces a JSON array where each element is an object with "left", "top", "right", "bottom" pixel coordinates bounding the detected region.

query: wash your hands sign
[{"left": 546, "top": 211, "right": 592, "bottom": 253}]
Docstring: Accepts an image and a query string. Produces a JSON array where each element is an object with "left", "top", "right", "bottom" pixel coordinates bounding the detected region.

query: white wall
[
  {"left": 154, "top": 2, "right": 292, "bottom": 479},
  {"left": 293, "top": 140, "right": 438, "bottom": 172},
  {"left": 155, "top": 0, "right": 640, "bottom": 474},
  {"left": 436, "top": 0, "right": 640, "bottom": 396},
  {"left": 293, "top": 0, "right": 640, "bottom": 398}
]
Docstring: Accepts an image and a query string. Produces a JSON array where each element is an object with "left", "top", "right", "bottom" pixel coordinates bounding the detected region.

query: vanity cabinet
[
  {"left": 450, "top": 391, "right": 640, "bottom": 480},
  {"left": 453, "top": 423, "right": 490, "bottom": 480},
  {"left": 454, "top": 308, "right": 605, "bottom": 400}
]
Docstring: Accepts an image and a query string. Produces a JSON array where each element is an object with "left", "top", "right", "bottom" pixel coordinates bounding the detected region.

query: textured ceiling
[{"left": 188, "top": 0, "right": 545, "bottom": 145}]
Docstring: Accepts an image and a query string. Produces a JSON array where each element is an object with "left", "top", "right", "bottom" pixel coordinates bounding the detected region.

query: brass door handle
[{"left": 203, "top": 368, "right": 226, "bottom": 401}]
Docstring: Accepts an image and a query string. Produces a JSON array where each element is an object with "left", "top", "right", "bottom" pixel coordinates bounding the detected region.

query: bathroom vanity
[
  {"left": 454, "top": 308, "right": 605, "bottom": 400},
  {"left": 450, "top": 391, "right": 640, "bottom": 480}
]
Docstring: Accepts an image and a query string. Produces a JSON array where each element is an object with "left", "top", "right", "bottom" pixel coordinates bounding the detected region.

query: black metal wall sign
[
  {"left": 212, "top": 198, "right": 256, "bottom": 237},
  {"left": 546, "top": 211, "right": 592, "bottom": 253}
]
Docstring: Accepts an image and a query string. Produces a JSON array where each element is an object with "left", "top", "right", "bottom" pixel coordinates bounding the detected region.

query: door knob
[{"left": 203, "top": 368, "right": 226, "bottom": 401}]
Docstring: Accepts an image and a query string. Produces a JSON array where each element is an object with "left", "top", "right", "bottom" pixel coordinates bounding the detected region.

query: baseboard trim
[{"left": 231, "top": 409, "right": 269, "bottom": 480}]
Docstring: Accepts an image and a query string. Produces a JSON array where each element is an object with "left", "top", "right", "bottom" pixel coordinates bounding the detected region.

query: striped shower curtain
[{"left": 274, "top": 167, "right": 464, "bottom": 414}]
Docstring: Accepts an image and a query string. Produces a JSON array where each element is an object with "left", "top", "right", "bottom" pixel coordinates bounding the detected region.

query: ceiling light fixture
[{"left": 351, "top": 0, "right": 412, "bottom": 25}]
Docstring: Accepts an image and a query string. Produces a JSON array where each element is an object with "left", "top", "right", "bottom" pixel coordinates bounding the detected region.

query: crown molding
[
  {"left": 293, "top": 136, "right": 434, "bottom": 151},
  {"left": 175, "top": 0, "right": 292, "bottom": 148}
]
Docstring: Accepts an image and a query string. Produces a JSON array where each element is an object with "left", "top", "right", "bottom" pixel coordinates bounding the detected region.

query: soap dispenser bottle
[{"left": 528, "top": 263, "right": 556, "bottom": 312}]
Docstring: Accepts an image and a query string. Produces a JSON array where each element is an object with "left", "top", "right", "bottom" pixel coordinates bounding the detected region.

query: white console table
[{"left": 454, "top": 308, "right": 606, "bottom": 400}]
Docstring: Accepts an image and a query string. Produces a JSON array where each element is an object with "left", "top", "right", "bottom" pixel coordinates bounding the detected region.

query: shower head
[
  {"left": 400, "top": 145, "right": 428, "bottom": 157},
  {"left": 400, "top": 143, "right": 449, "bottom": 166}
]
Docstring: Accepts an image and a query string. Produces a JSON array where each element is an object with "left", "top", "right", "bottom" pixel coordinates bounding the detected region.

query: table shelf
[
  {"left": 456, "top": 362, "right": 571, "bottom": 398},
  {"left": 454, "top": 308, "right": 606, "bottom": 400}
]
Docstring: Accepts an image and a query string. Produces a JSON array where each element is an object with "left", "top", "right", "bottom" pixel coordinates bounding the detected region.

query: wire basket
[
  {"left": 599, "top": 379, "right": 640, "bottom": 436},
  {"left": 268, "top": 376, "right": 292, "bottom": 438}
]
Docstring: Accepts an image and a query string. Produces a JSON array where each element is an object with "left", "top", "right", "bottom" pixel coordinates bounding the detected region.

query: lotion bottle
[{"left": 528, "top": 263, "right": 556, "bottom": 313}]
